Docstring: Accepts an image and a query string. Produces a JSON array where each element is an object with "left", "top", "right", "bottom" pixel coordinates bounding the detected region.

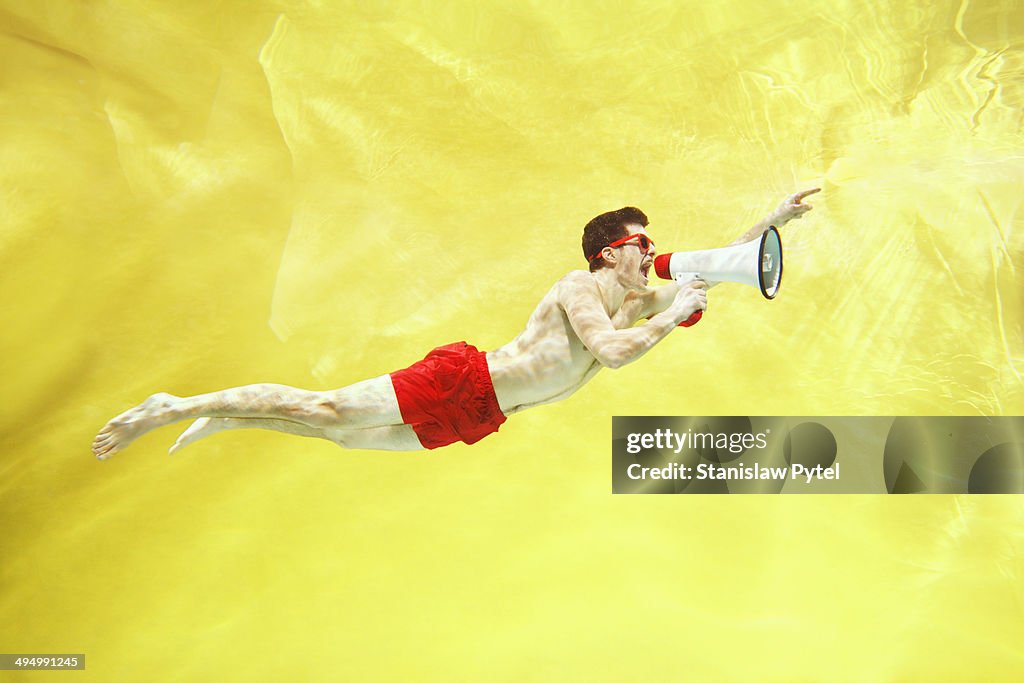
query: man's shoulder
[
  {"left": 549, "top": 271, "right": 603, "bottom": 311},
  {"left": 559, "top": 270, "right": 595, "bottom": 286},
  {"left": 554, "top": 270, "right": 598, "bottom": 296}
]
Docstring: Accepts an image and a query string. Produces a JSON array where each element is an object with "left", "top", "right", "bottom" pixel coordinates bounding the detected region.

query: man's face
[{"left": 612, "top": 224, "right": 655, "bottom": 290}]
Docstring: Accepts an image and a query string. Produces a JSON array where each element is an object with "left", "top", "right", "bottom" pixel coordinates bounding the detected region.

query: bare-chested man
[{"left": 91, "top": 189, "right": 819, "bottom": 459}]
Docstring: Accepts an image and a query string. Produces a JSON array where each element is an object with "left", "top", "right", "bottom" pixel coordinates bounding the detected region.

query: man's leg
[
  {"left": 92, "top": 374, "right": 407, "bottom": 459},
  {"left": 168, "top": 417, "right": 424, "bottom": 454}
]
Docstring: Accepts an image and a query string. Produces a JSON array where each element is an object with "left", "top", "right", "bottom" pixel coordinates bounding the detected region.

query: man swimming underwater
[{"left": 92, "top": 189, "right": 819, "bottom": 459}]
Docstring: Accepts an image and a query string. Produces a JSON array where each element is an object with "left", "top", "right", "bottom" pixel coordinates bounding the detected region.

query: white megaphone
[{"left": 652, "top": 226, "right": 783, "bottom": 326}]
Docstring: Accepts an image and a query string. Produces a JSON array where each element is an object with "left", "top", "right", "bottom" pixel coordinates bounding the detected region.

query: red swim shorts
[{"left": 390, "top": 341, "right": 507, "bottom": 449}]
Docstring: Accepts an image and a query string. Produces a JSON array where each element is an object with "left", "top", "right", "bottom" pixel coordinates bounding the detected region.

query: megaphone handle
[
  {"left": 671, "top": 273, "right": 704, "bottom": 326},
  {"left": 679, "top": 310, "right": 703, "bottom": 327}
]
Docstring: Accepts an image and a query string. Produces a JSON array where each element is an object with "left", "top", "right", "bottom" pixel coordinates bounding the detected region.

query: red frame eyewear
[{"left": 588, "top": 233, "right": 654, "bottom": 262}]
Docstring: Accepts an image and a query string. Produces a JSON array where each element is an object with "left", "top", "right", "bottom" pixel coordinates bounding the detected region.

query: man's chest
[{"left": 611, "top": 296, "right": 645, "bottom": 329}]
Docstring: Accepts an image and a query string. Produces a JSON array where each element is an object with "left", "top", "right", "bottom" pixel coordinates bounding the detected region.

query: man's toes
[{"left": 94, "top": 430, "right": 116, "bottom": 445}]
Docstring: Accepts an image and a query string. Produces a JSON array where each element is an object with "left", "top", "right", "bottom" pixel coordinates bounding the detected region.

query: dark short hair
[{"left": 581, "top": 207, "right": 649, "bottom": 272}]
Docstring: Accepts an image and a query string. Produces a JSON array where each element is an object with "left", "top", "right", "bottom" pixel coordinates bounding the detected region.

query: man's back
[{"left": 486, "top": 270, "right": 647, "bottom": 416}]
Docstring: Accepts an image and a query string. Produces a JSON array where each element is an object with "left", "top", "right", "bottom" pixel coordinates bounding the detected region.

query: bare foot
[
  {"left": 92, "top": 393, "right": 181, "bottom": 460},
  {"left": 168, "top": 417, "right": 232, "bottom": 455}
]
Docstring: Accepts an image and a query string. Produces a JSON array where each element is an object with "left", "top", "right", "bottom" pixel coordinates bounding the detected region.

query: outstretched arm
[
  {"left": 560, "top": 272, "right": 706, "bottom": 369},
  {"left": 640, "top": 188, "right": 821, "bottom": 317},
  {"left": 728, "top": 187, "right": 820, "bottom": 246}
]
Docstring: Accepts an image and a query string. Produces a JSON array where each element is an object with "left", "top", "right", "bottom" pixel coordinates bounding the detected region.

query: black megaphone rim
[{"left": 758, "top": 226, "right": 782, "bottom": 300}]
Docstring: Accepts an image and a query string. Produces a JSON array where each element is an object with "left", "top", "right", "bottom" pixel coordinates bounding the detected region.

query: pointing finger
[{"left": 794, "top": 188, "right": 821, "bottom": 202}]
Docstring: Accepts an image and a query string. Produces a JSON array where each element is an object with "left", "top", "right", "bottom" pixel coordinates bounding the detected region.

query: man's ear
[{"left": 600, "top": 246, "right": 617, "bottom": 266}]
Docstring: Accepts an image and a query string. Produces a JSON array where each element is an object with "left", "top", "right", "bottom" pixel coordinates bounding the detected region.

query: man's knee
[
  {"left": 297, "top": 392, "right": 345, "bottom": 426},
  {"left": 300, "top": 376, "right": 403, "bottom": 429},
  {"left": 265, "top": 389, "right": 337, "bottom": 426},
  {"left": 307, "top": 389, "right": 387, "bottom": 426}
]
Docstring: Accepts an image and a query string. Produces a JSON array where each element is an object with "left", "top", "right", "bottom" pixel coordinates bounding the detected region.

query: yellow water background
[{"left": 2, "top": 1, "right": 1022, "bottom": 680}]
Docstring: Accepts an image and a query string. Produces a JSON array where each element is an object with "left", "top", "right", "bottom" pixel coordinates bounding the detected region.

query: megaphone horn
[{"left": 653, "top": 226, "right": 783, "bottom": 300}]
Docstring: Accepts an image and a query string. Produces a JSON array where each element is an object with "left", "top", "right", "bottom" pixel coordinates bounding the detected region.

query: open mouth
[{"left": 640, "top": 261, "right": 652, "bottom": 280}]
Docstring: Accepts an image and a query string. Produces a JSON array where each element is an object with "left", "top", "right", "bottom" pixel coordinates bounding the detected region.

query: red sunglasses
[{"left": 588, "top": 233, "right": 654, "bottom": 262}]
